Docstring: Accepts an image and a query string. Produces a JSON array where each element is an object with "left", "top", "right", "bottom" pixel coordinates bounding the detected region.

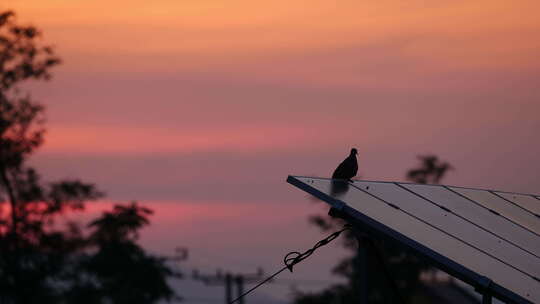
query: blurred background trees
[
  {"left": 294, "top": 155, "right": 454, "bottom": 304},
  {"left": 0, "top": 10, "right": 178, "bottom": 304}
]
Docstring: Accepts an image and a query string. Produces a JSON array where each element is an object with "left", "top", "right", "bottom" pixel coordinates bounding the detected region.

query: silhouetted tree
[
  {"left": 67, "top": 203, "right": 178, "bottom": 304},
  {"left": 407, "top": 155, "right": 453, "bottom": 185},
  {"left": 294, "top": 155, "right": 453, "bottom": 304},
  {"left": 0, "top": 10, "right": 178, "bottom": 303}
]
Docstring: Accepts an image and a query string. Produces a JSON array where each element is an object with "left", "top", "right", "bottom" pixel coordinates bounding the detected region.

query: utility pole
[
  {"left": 235, "top": 275, "right": 244, "bottom": 304},
  {"left": 193, "top": 268, "right": 264, "bottom": 304}
]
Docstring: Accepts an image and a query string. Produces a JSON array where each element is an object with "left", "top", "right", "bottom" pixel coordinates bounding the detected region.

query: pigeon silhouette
[{"left": 332, "top": 148, "right": 358, "bottom": 181}]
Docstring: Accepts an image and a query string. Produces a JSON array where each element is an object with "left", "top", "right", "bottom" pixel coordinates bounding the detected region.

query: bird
[{"left": 332, "top": 148, "right": 358, "bottom": 181}]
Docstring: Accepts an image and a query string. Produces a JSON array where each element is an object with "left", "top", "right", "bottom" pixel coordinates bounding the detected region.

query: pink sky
[{"left": 2, "top": 1, "right": 540, "bottom": 302}]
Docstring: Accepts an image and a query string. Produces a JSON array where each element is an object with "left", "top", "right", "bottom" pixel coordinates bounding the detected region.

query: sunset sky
[{"left": 3, "top": 0, "right": 540, "bottom": 302}]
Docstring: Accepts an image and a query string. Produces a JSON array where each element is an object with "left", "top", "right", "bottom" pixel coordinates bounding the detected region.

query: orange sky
[
  {"left": 2, "top": 0, "right": 537, "bottom": 195},
  {"left": 2, "top": 2, "right": 540, "bottom": 302},
  {"left": 7, "top": 0, "right": 540, "bottom": 71}
]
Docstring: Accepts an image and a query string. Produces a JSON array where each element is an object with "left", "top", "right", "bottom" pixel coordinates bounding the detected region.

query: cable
[{"left": 228, "top": 225, "right": 351, "bottom": 304}]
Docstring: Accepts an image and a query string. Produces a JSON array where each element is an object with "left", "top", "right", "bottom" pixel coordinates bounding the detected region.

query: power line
[
  {"left": 179, "top": 297, "right": 222, "bottom": 303},
  {"left": 192, "top": 268, "right": 265, "bottom": 304},
  {"left": 267, "top": 278, "right": 344, "bottom": 285},
  {"left": 228, "top": 225, "right": 351, "bottom": 304},
  {"left": 183, "top": 275, "right": 339, "bottom": 285}
]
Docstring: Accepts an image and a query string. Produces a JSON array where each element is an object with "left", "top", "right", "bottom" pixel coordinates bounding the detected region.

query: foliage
[
  {"left": 0, "top": 10, "right": 177, "bottom": 303},
  {"left": 406, "top": 155, "right": 453, "bottom": 184}
]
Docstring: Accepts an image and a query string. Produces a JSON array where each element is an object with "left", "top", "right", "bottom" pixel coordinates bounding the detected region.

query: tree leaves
[
  {"left": 0, "top": 11, "right": 60, "bottom": 91},
  {"left": 0, "top": 11, "right": 178, "bottom": 304}
]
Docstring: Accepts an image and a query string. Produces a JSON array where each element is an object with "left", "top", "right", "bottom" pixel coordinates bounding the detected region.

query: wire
[
  {"left": 266, "top": 278, "right": 341, "bottom": 285},
  {"left": 228, "top": 225, "right": 351, "bottom": 304}
]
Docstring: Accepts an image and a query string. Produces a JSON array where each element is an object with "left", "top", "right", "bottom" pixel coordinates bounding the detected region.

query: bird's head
[{"left": 351, "top": 148, "right": 358, "bottom": 155}]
